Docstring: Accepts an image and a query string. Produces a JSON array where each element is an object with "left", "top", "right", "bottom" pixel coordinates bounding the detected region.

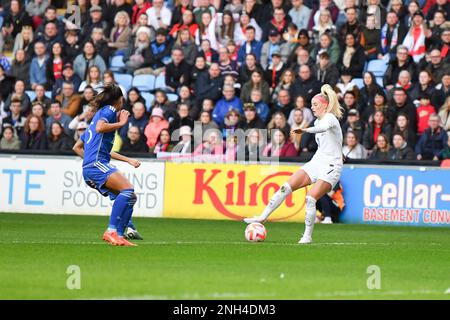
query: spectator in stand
[
  {"left": 31, "top": 85, "right": 52, "bottom": 112},
  {"left": 132, "top": 0, "right": 152, "bottom": 25},
  {"left": 119, "top": 101, "right": 149, "bottom": 139},
  {"left": 45, "top": 101, "right": 73, "bottom": 135},
  {"left": 260, "top": 29, "right": 289, "bottom": 69},
  {"left": 263, "top": 128, "right": 297, "bottom": 157},
  {"left": 415, "top": 114, "right": 448, "bottom": 160},
  {"left": 289, "top": 108, "right": 309, "bottom": 152},
  {"left": 410, "top": 70, "right": 436, "bottom": 102},
  {"left": 2, "top": 97, "right": 27, "bottom": 136},
  {"left": 0, "top": 126, "right": 21, "bottom": 150},
  {"left": 342, "top": 109, "right": 364, "bottom": 143},
  {"left": 138, "top": 28, "right": 172, "bottom": 76},
  {"left": 170, "top": 103, "right": 194, "bottom": 133},
  {"left": 338, "top": 33, "right": 366, "bottom": 78},
  {"left": 271, "top": 68, "right": 295, "bottom": 103},
  {"left": 379, "top": 10, "right": 408, "bottom": 61},
  {"left": 62, "top": 30, "right": 80, "bottom": 63},
  {"left": 363, "top": 110, "right": 392, "bottom": 151},
  {"left": 30, "top": 41, "right": 48, "bottom": 91},
  {"left": 213, "top": 85, "right": 243, "bottom": 126},
  {"left": 416, "top": 93, "right": 437, "bottom": 136},
  {"left": 48, "top": 121, "right": 75, "bottom": 152},
  {"left": 172, "top": 125, "right": 194, "bottom": 154},
  {"left": 172, "top": 28, "right": 198, "bottom": 66},
  {"left": 359, "top": 72, "right": 384, "bottom": 114},
  {"left": 308, "top": 0, "right": 339, "bottom": 31},
  {"left": 310, "top": 32, "right": 340, "bottom": 64},
  {"left": 403, "top": 11, "right": 430, "bottom": 63},
  {"left": 247, "top": 89, "right": 270, "bottom": 123},
  {"left": 338, "top": 6, "right": 363, "bottom": 44},
  {"left": 120, "top": 125, "right": 150, "bottom": 153},
  {"left": 0, "top": 65, "right": 15, "bottom": 101},
  {"left": 35, "top": 5, "right": 64, "bottom": 38},
  {"left": 238, "top": 102, "right": 266, "bottom": 131},
  {"left": 384, "top": 45, "right": 417, "bottom": 90},
  {"left": 267, "top": 111, "right": 290, "bottom": 135},
  {"left": 387, "top": 87, "right": 417, "bottom": 131},
  {"left": 387, "top": 70, "right": 415, "bottom": 101},
  {"left": 389, "top": 132, "right": 416, "bottom": 160},
  {"left": 245, "top": 128, "right": 265, "bottom": 161},
  {"left": 78, "top": 65, "right": 104, "bottom": 93},
  {"left": 343, "top": 131, "right": 367, "bottom": 159},
  {"left": 68, "top": 105, "right": 95, "bottom": 133},
  {"left": 104, "top": 0, "right": 133, "bottom": 32},
  {"left": 360, "top": 14, "right": 381, "bottom": 61},
  {"left": 144, "top": 108, "right": 169, "bottom": 149},
  {"left": 393, "top": 113, "right": 417, "bottom": 149},
  {"left": 239, "top": 53, "right": 264, "bottom": 85},
  {"left": 438, "top": 96, "right": 450, "bottom": 132},
  {"left": 13, "top": 25, "right": 34, "bottom": 60},
  {"left": 425, "top": 48, "right": 449, "bottom": 84},
  {"left": 369, "top": 133, "right": 392, "bottom": 160},
  {"left": 289, "top": 0, "right": 311, "bottom": 31},
  {"left": 313, "top": 50, "right": 339, "bottom": 88},
  {"left": 287, "top": 95, "right": 314, "bottom": 126},
  {"left": 73, "top": 41, "right": 107, "bottom": 81},
  {"left": 195, "top": 11, "right": 218, "bottom": 51},
  {"left": 21, "top": 115, "right": 48, "bottom": 150},
  {"left": 31, "top": 102, "right": 47, "bottom": 121},
  {"left": 123, "top": 26, "right": 151, "bottom": 75},
  {"left": 199, "top": 109, "right": 219, "bottom": 134},
  {"left": 165, "top": 48, "right": 192, "bottom": 92},
  {"left": 55, "top": 82, "right": 82, "bottom": 118},
  {"left": 80, "top": 6, "right": 108, "bottom": 44},
  {"left": 237, "top": 26, "right": 263, "bottom": 65},
  {"left": 10, "top": 50, "right": 31, "bottom": 90},
  {"left": 1, "top": 0, "right": 32, "bottom": 47},
  {"left": 150, "top": 128, "right": 173, "bottom": 154},
  {"left": 220, "top": 109, "right": 241, "bottom": 139},
  {"left": 193, "top": 129, "right": 224, "bottom": 155},
  {"left": 4, "top": 80, "right": 31, "bottom": 116},
  {"left": 290, "top": 64, "right": 321, "bottom": 105},
  {"left": 241, "top": 70, "right": 271, "bottom": 104},
  {"left": 52, "top": 63, "right": 82, "bottom": 98},
  {"left": 90, "top": 27, "right": 111, "bottom": 64},
  {"left": 311, "top": 9, "right": 336, "bottom": 44},
  {"left": 108, "top": 11, "right": 132, "bottom": 55}
]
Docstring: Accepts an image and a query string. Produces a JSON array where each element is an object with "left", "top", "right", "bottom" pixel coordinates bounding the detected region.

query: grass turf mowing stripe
[{"left": 0, "top": 213, "right": 449, "bottom": 300}]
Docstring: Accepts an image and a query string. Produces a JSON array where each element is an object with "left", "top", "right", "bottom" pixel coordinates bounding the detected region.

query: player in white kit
[{"left": 244, "top": 84, "right": 344, "bottom": 244}]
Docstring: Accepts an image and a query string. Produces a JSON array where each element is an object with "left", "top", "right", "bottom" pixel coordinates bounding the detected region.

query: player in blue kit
[{"left": 73, "top": 84, "right": 143, "bottom": 246}]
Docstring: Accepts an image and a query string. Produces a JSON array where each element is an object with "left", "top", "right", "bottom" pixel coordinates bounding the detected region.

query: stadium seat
[
  {"left": 167, "top": 93, "right": 179, "bottom": 102},
  {"left": 141, "top": 92, "right": 154, "bottom": 111},
  {"left": 45, "top": 91, "right": 52, "bottom": 99},
  {"left": 376, "top": 77, "right": 384, "bottom": 88},
  {"left": 367, "top": 59, "right": 388, "bottom": 77},
  {"left": 132, "top": 74, "right": 155, "bottom": 92},
  {"left": 110, "top": 56, "right": 125, "bottom": 72},
  {"left": 25, "top": 91, "right": 36, "bottom": 101},
  {"left": 114, "top": 73, "right": 133, "bottom": 91},
  {"left": 353, "top": 78, "right": 364, "bottom": 89},
  {"left": 154, "top": 74, "right": 166, "bottom": 90}
]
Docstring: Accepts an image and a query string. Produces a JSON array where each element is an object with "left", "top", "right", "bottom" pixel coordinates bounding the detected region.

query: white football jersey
[{"left": 304, "top": 113, "right": 343, "bottom": 164}]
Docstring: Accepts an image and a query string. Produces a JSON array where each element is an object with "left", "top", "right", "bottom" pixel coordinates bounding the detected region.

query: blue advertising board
[{"left": 340, "top": 166, "right": 450, "bottom": 227}]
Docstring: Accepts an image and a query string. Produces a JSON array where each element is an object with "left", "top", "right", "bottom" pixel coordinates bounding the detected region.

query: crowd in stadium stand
[{"left": 0, "top": 0, "right": 449, "bottom": 162}]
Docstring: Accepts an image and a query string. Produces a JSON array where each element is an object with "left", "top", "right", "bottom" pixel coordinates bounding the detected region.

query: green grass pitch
[{"left": 0, "top": 213, "right": 449, "bottom": 300}]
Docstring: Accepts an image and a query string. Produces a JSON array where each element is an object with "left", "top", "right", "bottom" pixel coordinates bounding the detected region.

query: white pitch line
[{"left": 0, "top": 240, "right": 446, "bottom": 247}]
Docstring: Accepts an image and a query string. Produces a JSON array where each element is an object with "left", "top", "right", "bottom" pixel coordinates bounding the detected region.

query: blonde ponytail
[{"left": 321, "top": 84, "right": 344, "bottom": 119}]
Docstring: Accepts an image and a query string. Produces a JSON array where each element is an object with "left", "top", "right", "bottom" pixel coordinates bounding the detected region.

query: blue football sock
[
  {"left": 116, "top": 189, "right": 136, "bottom": 236},
  {"left": 110, "top": 189, "right": 134, "bottom": 236},
  {"left": 127, "top": 217, "right": 136, "bottom": 230}
]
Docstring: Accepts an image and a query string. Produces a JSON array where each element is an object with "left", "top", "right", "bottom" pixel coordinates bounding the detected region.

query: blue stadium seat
[
  {"left": 167, "top": 93, "right": 179, "bottom": 102},
  {"left": 114, "top": 73, "right": 133, "bottom": 91},
  {"left": 45, "top": 91, "right": 52, "bottom": 99},
  {"left": 376, "top": 77, "right": 384, "bottom": 88},
  {"left": 132, "top": 74, "right": 155, "bottom": 92},
  {"left": 141, "top": 92, "right": 154, "bottom": 111},
  {"left": 110, "top": 56, "right": 125, "bottom": 72},
  {"left": 25, "top": 91, "right": 36, "bottom": 101},
  {"left": 367, "top": 59, "right": 388, "bottom": 77},
  {"left": 154, "top": 74, "right": 166, "bottom": 90},
  {"left": 353, "top": 78, "right": 364, "bottom": 89}
]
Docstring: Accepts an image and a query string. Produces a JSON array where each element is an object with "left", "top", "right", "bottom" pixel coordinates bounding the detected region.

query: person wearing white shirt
[{"left": 146, "top": 0, "right": 172, "bottom": 30}]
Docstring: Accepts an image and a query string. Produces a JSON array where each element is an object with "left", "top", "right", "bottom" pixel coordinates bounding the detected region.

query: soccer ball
[{"left": 245, "top": 223, "right": 267, "bottom": 242}]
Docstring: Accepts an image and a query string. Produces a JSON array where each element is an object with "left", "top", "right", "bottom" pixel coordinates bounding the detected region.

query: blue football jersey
[{"left": 81, "top": 105, "right": 117, "bottom": 167}]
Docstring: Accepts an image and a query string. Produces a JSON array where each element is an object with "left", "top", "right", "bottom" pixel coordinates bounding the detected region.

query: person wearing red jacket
[{"left": 416, "top": 93, "right": 437, "bottom": 135}]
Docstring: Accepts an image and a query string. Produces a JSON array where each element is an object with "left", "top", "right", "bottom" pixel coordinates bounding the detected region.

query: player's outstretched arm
[
  {"left": 111, "top": 151, "right": 141, "bottom": 168},
  {"left": 73, "top": 139, "right": 84, "bottom": 158},
  {"left": 96, "top": 110, "right": 130, "bottom": 133}
]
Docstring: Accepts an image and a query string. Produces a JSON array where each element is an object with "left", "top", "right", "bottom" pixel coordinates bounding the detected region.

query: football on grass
[{"left": 245, "top": 223, "right": 267, "bottom": 242}]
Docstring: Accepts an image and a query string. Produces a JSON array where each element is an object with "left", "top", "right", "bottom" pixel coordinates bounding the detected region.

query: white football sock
[
  {"left": 304, "top": 195, "right": 317, "bottom": 237},
  {"left": 260, "top": 183, "right": 292, "bottom": 220}
]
